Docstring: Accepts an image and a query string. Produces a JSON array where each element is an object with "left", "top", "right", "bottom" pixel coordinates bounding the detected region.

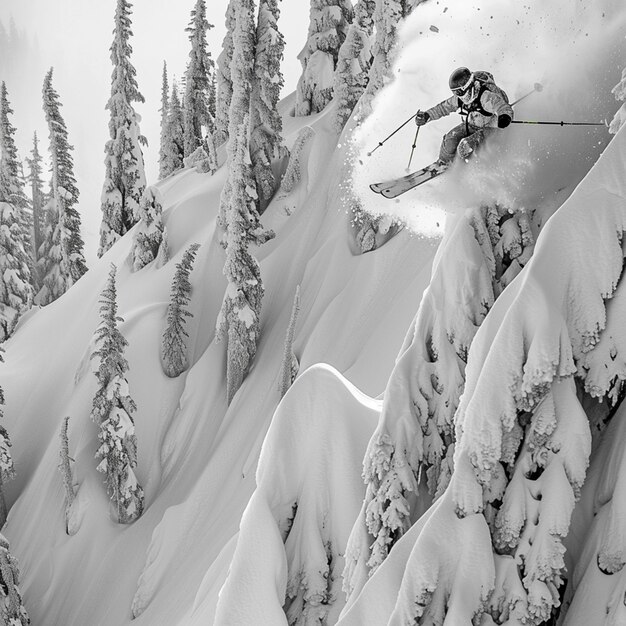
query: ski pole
[
  {"left": 511, "top": 82, "right": 543, "bottom": 107},
  {"left": 367, "top": 113, "right": 417, "bottom": 156},
  {"left": 511, "top": 119, "right": 608, "bottom": 127},
  {"left": 406, "top": 126, "right": 420, "bottom": 171}
]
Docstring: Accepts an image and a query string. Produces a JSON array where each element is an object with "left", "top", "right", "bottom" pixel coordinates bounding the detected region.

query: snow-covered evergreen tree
[
  {"left": 360, "top": 0, "right": 415, "bottom": 115},
  {"left": 610, "top": 66, "right": 626, "bottom": 134},
  {"left": 279, "top": 286, "right": 300, "bottom": 398},
  {"left": 217, "top": 115, "right": 275, "bottom": 404},
  {"left": 333, "top": 0, "right": 375, "bottom": 131},
  {"left": 214, "top": 1, "right": 236, "bottom": 147},
  {"left": 249, "top": 0, "right": 286, "bottom": 211},
  {"left": 0, "top": 81, "right": 32, "bottom": 337},
  {"left": 183, "top": 0, "right": 215, "bottom": 157},
  {"left": 216, "top": 0, "right": 275, "bottom": 404},
  {"left": 158, "top": 61, "right": 170, "bottom": 180},
  {"left": 26, "top": 132, "right": 45, "bottom": 284},
  {"left": 0, "top": 534, "right": 29, "bottom": 625},
  {"left": 280, "top": 126, "right": 316, "bottom": 195},
  {"left": 58, "top": 416, "right": 76, "bottom": 535},
  {"left": 37, "top": 69, "right": 87, "bottom": 306},
  {"left": 344, "top": 205, "right": 536, "bottom": 585},
  {"left": 0, "top": 347, "right": 15, "bottom": 529},
  {"left": 98, "top": 0, "right": 147, "bottom": 257},
  {"left": 0, "top": 83, "right": 28, "bottom": 214},
  {"left": 295, "top": 0, "right": 354, "bottom": 116},
  {"left": 131, "top": 186, "right": 165, "bottom": 271},
  {"left": 90, "top": 264, "right": 143, "bottom": 524},
  {"left": 161, "top": 243, "right": 200, "bottom": 378},
  {"left": 161, "top": 82, "right": 185, "bottom": 178}
]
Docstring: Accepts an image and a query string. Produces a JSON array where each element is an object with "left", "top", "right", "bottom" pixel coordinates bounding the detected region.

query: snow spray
[{"left": 350, "top": 0, "right": 626, "bottom": 235}]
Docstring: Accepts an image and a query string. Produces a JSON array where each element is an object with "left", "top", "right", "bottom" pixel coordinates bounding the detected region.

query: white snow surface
[
  {"left": 0, "top": 95, "right": 435, "bottom": 625},
  {"left": 4, "top": 2, "right": 626, "bottom": 624}
]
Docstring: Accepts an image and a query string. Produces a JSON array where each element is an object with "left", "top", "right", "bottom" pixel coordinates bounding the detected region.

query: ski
[{"left": 370, "top": 161, "right": 449, "bottom": 198}]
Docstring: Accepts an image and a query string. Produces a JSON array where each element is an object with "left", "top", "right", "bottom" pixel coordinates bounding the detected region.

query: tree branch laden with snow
[{"left": 295, "top": 0, "right": 354, "bottom": 116}]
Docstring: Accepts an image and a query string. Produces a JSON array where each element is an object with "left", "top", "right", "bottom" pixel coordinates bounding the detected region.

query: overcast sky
[{"left": 1, "top": 0, "right": 305, "bottom": 263}]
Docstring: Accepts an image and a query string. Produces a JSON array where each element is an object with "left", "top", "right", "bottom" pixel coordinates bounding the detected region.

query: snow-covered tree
[
  {"left": 90, "top": 264, "right": 143, "bottom": 524},
  {"left": 37, "top": 69, "right": 87, "bottom": 306},
  {"left": 249, "top": 0, "right": 286, "bottom": 211},
  {"left": 217, "top": 115, "right": 274, "bottom": 404},
  {"left": 295, "top": 0, "right": 354, "bottom": 116},
  {"left": 161, "top": 243, "right": 200, "bottom": 378},
  {"left": 214, "top": 1, "right": 236, "bottom": 147},
  {"left": 344, "top": 205, "right": 536, "bottom": 586},
  {"left": 26, "top": 132, "right": 45, "bottom": 282},
  {"left": 333, "top": 0, "right": 375, "bottom": 131},
  {"left": 280, "top": 126, "right": 316, "bottom": 195},
  {"left": 0, "top": 534, "right": 29, "bottom": 625},
  {"left": 131, "top": 186, "right": 165, "bottom": 271},
  {"left": 216, "top": 0, "right": 275, "bottom": 404},
  {"left": 98, "top": 0, "right": 147, "bottom": 257},
  {"left": 58, "top": 416, "right": 76, "bottom": 535},
  {"left": 158, "top": 61, "right": 170, "bottom": 180},
  {"left": 161, "top": 82, "right": 185, "bottom": 178},
  {"left": 183, "top": 0, "right": 215, "bottom": 157},
  {"left": 0, "top": 348, "right": 15, "bottom": 529},
  {"left": 610, "top": 66, "right": 626, "bottom": 134},
  {"left": 0, "top": 82, "right": 32, "bottom": 337},
  {"left": 360, "top": 0, "right": 416, "bottom": 115},
  {"left": 279, "top": 285, "right": 300, "bottom": 398}
]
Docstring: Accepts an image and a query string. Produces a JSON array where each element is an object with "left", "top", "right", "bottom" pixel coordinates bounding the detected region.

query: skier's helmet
[{"left": 449, "top": 67, "right": 474, "bottom": 95}]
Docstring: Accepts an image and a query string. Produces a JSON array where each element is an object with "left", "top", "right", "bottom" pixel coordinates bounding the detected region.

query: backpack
[{"left": 458, "top": 71, "right": 509, "bottom": 118}]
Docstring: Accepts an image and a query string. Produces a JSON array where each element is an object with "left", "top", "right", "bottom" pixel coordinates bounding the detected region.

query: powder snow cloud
[{"left": 351, "top": 0, "right": 626, "bottom": 235}]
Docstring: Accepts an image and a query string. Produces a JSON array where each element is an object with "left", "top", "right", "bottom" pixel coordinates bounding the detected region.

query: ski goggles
[{"left": 451, "top": 73, "right": 475, "bottom": 96}]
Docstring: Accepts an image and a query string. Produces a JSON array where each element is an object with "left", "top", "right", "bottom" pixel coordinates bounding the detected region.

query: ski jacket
[{"left": 426, "top": 71, "right": 513, "bottom": 129}]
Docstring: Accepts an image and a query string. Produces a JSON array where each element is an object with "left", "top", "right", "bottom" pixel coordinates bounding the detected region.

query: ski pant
[{"left": 438, "top": 124, "right": 496, "bottom": 163}]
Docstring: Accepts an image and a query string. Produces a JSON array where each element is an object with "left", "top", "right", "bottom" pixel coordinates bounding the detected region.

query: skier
[{"left": 414, "top": 67, "right": 513, "bottom": 164}]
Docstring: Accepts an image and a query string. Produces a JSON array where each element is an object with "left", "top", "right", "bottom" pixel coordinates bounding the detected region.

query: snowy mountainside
[
  {"left": 0, "top": 95, "right": 437, "bottom": 625},
  {"left": 336, "top": 115, "right": 626, "bottom": 626}
]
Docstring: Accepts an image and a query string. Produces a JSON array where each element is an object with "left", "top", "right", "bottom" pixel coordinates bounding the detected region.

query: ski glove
[
  {"left": 498, "top": 113, "right": 512, "bottom": 128},
  {"left": 415, "top": 111, "right": 430, "bottom": 126}
]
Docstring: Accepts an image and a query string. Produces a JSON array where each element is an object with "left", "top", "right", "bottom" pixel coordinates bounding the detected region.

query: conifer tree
[
  {"left": 90, "top": 264, "right": 143, "bottom": 524},
  {"left": 0, "top": 348, "right": 15, "bottom": 528},
  {"left": 37, "top": 69, "right": 87, "bottom": 306},
  {"left": 0, "top": 534, "right": 29, "bottom": 625},
  {"left": 98, "top": 0, "right": 147, "bottom": 257},
  {"left": 0, "top": 82, "right": 32, "bottom": 335},
  {"left": 184, "top": 0, "right": 215, "bottom": 157},
  {"left": 131, "top": 186, "right": 165, "bottom": 271},
  {"left": 161, "top": 82, "right": 185, "bottom": 178},
  {"left": 334, "top": 0, "right": 375, "bottom": 131},
  {"left": 216, "top": 0, "right": 274, "bottom": 404},
  {"left": 158, "top": 61, "right": 170, "bottom": 180},
  {"left": 214, "top": 1, "right": 236, "bottom": 146},
  {"left": 250, "top": 0, "right": 286, "bottom": 211},
  {"left": 295, "top": 0, "right": 354, "bottom": 116},
  {"left": 361, "top": 0, "right": 415, "bottom": 114},
  {"left": 161, "top": 243, "right": 200, "bottom": 378},
  {"left": 26, "top": 132, "right": 45, "bottom": 277},
  {"left": 58, "top": 416, "right": 76, "bottom": 534},
  {"left": 279, "top": 286, "right": 300, "bottom": 398}
]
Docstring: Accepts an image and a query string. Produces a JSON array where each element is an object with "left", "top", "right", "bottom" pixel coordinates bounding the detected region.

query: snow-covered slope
[
  {"left": 0, "top": 96, "right": 437, "bottom": 625},
  {"left": 3, "top": 1, "right": 626, "bottom": 624},
  {"left": 336, "top": 106, "right": 626, "bottom": 626}
]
